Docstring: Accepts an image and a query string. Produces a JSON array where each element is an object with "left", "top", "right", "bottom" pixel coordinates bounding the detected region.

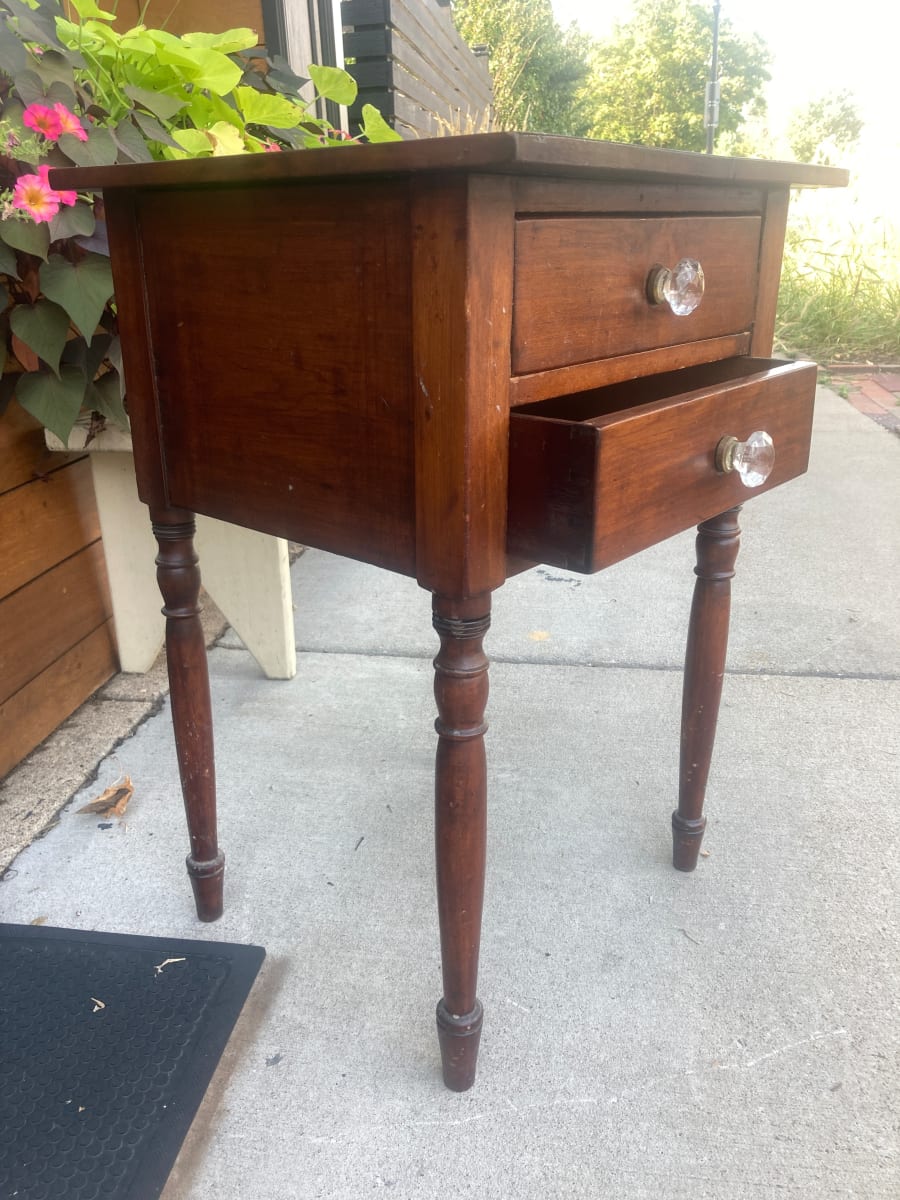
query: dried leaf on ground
[{"left": 78, "top": 776, "right": 134, "bottom": 817}]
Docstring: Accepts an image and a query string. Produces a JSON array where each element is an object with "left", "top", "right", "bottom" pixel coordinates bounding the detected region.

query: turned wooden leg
[
  {"left": 674, "top": 506, "right": 742, "bottom": 872},
  {"left": 151, "top": 506, "right": 224, "bottom": 921},
  {"left": 432, "top": 594, "right": 491, "bottom": 1091}
]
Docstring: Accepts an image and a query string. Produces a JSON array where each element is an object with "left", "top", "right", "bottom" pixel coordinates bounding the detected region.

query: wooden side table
[{"left": 56, "top": 135, "right": 846, "bottom": 1091}]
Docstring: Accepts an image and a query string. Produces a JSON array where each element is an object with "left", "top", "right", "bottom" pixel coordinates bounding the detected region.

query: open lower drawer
[{"left": 506, "top": 357, "right": 817, "bottom": 573}]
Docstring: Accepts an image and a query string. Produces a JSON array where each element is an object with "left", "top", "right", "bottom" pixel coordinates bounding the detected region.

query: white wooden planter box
[{"left": 46, "top": 423, "right": 296, "bottom": 680}]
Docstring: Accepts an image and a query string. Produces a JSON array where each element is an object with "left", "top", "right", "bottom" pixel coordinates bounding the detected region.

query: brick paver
[{"left": 833, "top": 368, "right": 900, "bottom": 435}]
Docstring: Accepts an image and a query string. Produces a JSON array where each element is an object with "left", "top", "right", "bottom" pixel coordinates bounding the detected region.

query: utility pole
[{"left": 705, "top": 1, "right": 721, "bottom": 153}]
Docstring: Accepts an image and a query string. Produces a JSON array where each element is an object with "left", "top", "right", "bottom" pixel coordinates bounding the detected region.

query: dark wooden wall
[
  {"left": 342, "top": 0, "right": 493, "bottom": 138},
  {"left": 0, "top": 407, "right": 116, "bottom": 778}
]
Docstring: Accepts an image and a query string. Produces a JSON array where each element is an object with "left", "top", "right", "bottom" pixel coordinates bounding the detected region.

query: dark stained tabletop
[{"left": 52, "top": 130, "right": 849, "bottom": 193}]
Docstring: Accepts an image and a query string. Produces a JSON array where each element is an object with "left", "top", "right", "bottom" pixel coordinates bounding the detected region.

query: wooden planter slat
[
  {"left": 0, "top": 409, "right": 115, "bottom": 777},
  {"left": 0, "top": 541, "right": 113, "bottom": 705},
  {"left": 1, "top": 459, "right": 101, "bottom": 600},
  {"left": 0, "top": 621, "right": 117, "bottom": 778}
]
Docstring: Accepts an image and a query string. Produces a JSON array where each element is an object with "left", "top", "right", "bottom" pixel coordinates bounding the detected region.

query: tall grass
[{"left": 775, "top": 215, "right": 900, "bottom": 365}]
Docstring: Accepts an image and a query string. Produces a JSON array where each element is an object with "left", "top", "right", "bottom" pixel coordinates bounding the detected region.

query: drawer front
[
  {"left": 512, "top": 215, "right": 761, "bottom": 375},
  {"left": 507, "top": 359, "right": 817, "bottom": 573}
]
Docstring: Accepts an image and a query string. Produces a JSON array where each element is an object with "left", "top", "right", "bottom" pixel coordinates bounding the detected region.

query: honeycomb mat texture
[{"left": 0, "top": 924, "right": 265, "bottom": 1200}]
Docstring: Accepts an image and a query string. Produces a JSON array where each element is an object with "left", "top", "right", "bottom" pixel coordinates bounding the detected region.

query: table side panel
[
  {"left": 103, "top": 189, "right": 169, "bottom": 507},
  {"left": 136, "top": 180, "right": 417, "bottom": 575},
  {"left": 512, "top": 214, "right": 761, "bottom": 374}
]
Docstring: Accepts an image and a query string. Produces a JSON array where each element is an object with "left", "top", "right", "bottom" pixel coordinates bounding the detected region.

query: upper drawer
[{"left": 512, "top": 215, "right": 761, "bottom": 375}]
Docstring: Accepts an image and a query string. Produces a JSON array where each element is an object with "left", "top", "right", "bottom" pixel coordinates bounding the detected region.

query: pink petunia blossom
[
  {"left": 22, "top": 102, "right": 62, "bottom": 142},
  {"left": 53, "top": 102, "right": 88, "bottom": 142},
  {"left": 262, "top": 141, "right": 282, "bottom": 152},
  {"left": 12, "top": 171, "right": 60, "bottom": 223},
  {"left": 37, "top": 164, "right": 77, "bottom": 207}
]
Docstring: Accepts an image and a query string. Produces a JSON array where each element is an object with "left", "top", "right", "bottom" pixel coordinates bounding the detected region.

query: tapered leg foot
[
  {"left": 187, "top": 852, "right": 226, "bottom": 922},
  {"left": 436, "top": 999, "right": 484, "bottom": 1092},
  {"left": 671, "top": 813, "right": 707, "bottom": 872},
  {"left": 432, "top": 594, "right": 490, "bottom": 1091},
  {"left": 675, "top": 506, "right": 742, "bottom": 872},
  {"left": 152, "top": 506, "right": 223, "bottom": 921}
]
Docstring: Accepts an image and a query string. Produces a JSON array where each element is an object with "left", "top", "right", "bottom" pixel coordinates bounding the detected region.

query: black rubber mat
[{"left": 0, "top": 923, "right": 265, "bottom": 1200}]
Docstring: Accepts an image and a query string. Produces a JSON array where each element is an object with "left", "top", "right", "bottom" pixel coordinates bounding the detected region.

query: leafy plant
[
  {"left": 0, "top": 0, "right": 400, "bottom": 444},
  {"left": 583, "top": 0, "right": 771, "bottom": 151},
  {"left": 787, "top": 90, "right": 863, "bottom": 167},
  {"left": 452, "top": 0, "right": 593, "bottom": 136},
  {"left": 775, "top": 217, "right": 900, "bottom": 365}
]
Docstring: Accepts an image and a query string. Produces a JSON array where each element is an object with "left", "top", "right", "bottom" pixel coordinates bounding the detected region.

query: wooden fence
[{"left": 342, "top": 0, "right": 493, "bottom": 138}]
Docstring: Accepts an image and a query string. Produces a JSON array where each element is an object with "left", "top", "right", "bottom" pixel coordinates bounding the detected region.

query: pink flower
[
  {"left": 38, "top": 164, "right": 77, "bottom": 207},
  {"left": 12, "top": 171, "right": 60, "bottom": 223},
  {"left": 22, "top": 102, "right": 63, "bottom": 142},
  {"left": 262, "top": 141, "right": 282, "bottom": 152},
  {"left": 53, "top": 102, "right": 88, "bottom": 142}
]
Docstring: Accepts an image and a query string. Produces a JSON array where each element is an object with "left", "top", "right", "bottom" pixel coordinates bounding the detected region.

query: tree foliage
[
  {"left": 787, "top": 91, "right": 863, "bottom": 165},
  {"left": 451, "top": 0, "right": 592, "bottom": 135},
  {"left": 583, "top": 0, "right": 771, "bottom": 151}
]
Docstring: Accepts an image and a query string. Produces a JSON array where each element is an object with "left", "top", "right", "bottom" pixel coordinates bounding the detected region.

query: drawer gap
[
  {"left": 514, "top": 210, "right": 763, "bottom": 221},
  {"left": 512, "top": 357, "right": 789, "bottom": 424}
]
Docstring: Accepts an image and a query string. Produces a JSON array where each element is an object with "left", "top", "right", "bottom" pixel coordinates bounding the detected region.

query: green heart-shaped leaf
[
  {"left": 263, "top": 55, "right": 309, "bottom": 98},
  {"left": 44, "top": 79, "right": 78, "bottom": 109},
  {"left": 361, "top": 104, "right": 402, "bottom": 143},
  {"left": 112, "top": 118, "right": 155, "bottom": 163},
  {"left": 0, "top": 217, "right": 51, "bottom": 261},
  {"left": 181, "top": 28, "right": 258, "bottom": 54},
  {"left": 12, "top": 68, "right": 45, "bottom": 107},
  {"left": 85, "top": 370, "right": 129, "bottom": 431},
  {"left": 132, "top": 110, "right": 181, "bottom": 149},
  {"left": 308, "top": 64, "right": 357, "bottom": 107},
  {"left": 10, "top": 299, "right": 71, "bottom": 376},
  {"left": 208, "top": 121, "right": 246, "bottom": 157},
  {"left": 59, "top": 126, "right": 118, "bottom": 166},
  {"left": 61, "top": 332, "right": 112, "bottom": 379},
  {"left": 48, "top": 201, "right": 96, "bottom": 242},
  {"left": 123, "top": 84, "right": 187, "bottom": 121},
  {"left": 39, "top": 252, "right": 114, "bottom": 342},
  {"left": 67, "top": 0, "right": 117, "bottom": 20},
  {"left": 4, "top": 0, "right": 64, "bottom": 49},
  {"left": 0, "top": 239, "right": 19, "bottom": 278},
  {"left": 172, "top": 127, "right": 212, "bottom": 156},
  {"left": 235, "top": 86, "right": 302, "bottom": 129},
  {"left": 0, "top": 27, "right": 28, "bottom": 79},
  {"left": 31, "top": 48, "right": 76, "bottom": 92},
  {"left": 106, "top": 336, "right": 126, "bottom": 399},
  {"left": 15, "top": 365, "right": 87, "bottom": 444}
]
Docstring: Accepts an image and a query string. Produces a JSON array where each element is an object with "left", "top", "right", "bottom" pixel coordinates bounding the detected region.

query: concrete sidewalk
[{"left": 1, "top": 385, "right": 898, "bottom": 1198}]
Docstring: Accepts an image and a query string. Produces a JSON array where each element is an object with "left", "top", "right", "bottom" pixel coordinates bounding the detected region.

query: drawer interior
[{"left": 511, "top": 356, "right": 791, "bottom": 424}]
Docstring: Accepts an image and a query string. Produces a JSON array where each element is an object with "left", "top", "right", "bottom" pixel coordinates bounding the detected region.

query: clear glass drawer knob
[
  {"left": 715, "top": 431, "right": 775, "bottom": 487},
  {"left": 646, "top": 259, "right": 705, "bottom": 315}
]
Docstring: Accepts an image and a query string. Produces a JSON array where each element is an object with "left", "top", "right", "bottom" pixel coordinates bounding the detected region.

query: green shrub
[{"left": 776, "top": 217, "right": 900, "bottom": 365}]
